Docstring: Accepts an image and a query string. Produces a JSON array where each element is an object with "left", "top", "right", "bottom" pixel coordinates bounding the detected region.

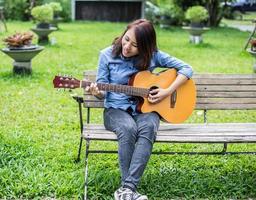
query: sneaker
[
  {"left": 133, "top": 191, "right": 148, "bottom": 200},
  {"left": 114, "top": 187, "right": 133, "bottom": 200}
]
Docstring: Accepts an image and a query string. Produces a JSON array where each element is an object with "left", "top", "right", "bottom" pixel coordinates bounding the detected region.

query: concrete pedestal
[
  {"left": 1, "top": 46, "right": 44, "bottom": 75},
  {"left": 182, "top": 26, "right": 210, "bottom": 44},
  {"left": 31, "top": 27, "right": 57, "bottom": 44}
]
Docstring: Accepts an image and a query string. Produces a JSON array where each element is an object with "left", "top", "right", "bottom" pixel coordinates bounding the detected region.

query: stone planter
[
  {"left": 246, "top": 49, "right": 256, "bottom": 73},
  {"left": 182, "top": 26, "right": 210, "bottom": 44},
  {"left": 1, "top": 45, "right": 44, "bottom": 74},
  {"left": 31, "top": 27, "right": 57, "bottom": 44}
]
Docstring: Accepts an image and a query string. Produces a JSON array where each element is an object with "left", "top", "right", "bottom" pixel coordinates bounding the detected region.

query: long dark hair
[{"left": 112, "top": 19, "right": 157, "bottom": 70}]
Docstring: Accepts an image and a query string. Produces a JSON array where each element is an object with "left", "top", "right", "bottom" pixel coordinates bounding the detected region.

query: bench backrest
[{"left": 83, "top": 70, "right": 256, "bottom": 110}]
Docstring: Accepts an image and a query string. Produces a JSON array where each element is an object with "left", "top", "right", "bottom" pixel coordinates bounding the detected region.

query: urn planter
[
  {"left": 1, "top": 45, "right": 44, "bottom": 74},
  {"left": 31, "top": 27, "right": 57, "bottom": 44},
  {"left": 182, "top": 26, "right": 210, "bottom": 44}
]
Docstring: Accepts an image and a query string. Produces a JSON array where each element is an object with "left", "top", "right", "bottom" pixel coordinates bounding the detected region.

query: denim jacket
[{"left": 96, "top": 46, "right": 193, "bottom": 114}]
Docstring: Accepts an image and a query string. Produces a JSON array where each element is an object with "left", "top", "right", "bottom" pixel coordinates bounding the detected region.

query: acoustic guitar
[{"left": 53, "top": 69, "right": 196, "bottom": 123}]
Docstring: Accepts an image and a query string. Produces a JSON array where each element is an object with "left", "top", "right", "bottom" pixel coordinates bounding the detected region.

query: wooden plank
[
  {"left": 84, "top": 123, "right": 256, "bottom": 129},
  {"left": 193, "top": 74, "right": 256, "bottom": 79},
  {"left": 83, "top": 133, "right": 256, "bottom": 143},
  {"left": 197, "top": 85, "right": 256, "bottom": 92},
  {"left": 197, "top": 92, "right": 256, "bottom": 98},
  {"left": 194, "top": 79, "right": 256, "bottom": 85},
  {"left": 197, "top": 98, "right": 256, "bottom": 104},
  {"left": 84, "top": 101, "right": 104, "bottom": 107},
  {"left": 83, "top": 123, "right": 256, "bottom": 143},
  {"left": 196, "top": 104, "right": 256, "bottom": 109}
]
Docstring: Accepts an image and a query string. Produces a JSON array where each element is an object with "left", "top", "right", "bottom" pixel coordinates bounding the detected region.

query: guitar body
[{"left": 130, "top": 69, "right": 196, "bottom": 123}]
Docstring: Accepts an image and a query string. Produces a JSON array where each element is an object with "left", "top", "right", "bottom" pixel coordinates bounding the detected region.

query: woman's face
[{"left": 121, "top": 28, "right": 139, "bottom": 58}]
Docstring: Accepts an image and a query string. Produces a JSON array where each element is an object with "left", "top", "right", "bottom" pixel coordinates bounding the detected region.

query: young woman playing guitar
[{"left": 85, "top": 19, "right": 193, "bottom": 200}]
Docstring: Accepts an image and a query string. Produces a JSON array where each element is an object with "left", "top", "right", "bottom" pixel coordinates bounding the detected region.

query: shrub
[
  {"left": 158, "top": 3, "right": 184, "bottom": 26},
  {"left": 2, "top": 0, "right": 30, "bottom": 21},
  {"left": 43, "top": 0, "right": 71, "bottom": 22},
  {"left": 185, "top": 5, "right": 209, "bottom": 24},
  {"left": 31, "top": 4, "right": 53, "bottom": 23},
  {"left": 48, "top": 2, "right": 63, "bottom": 15}
]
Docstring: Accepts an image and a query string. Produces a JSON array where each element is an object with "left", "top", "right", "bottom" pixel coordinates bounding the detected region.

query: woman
[{"left": 86, "top": 19, "right": 193, "bottom": 200}]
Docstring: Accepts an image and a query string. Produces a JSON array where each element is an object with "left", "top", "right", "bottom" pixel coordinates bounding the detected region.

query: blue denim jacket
[{"left": 96, "top": 46, "right": 193, "bottom": 114}]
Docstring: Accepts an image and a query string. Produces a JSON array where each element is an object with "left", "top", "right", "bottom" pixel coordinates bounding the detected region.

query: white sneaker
[
  {"left": 114, "top": 187, "right": 133, "bottom": 200},
  {"left": 133, "top": 191, "right": 148, "bottom": 200}
]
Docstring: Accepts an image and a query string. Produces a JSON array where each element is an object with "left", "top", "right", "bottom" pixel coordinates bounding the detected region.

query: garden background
[{"left": 1, "top": 0, "right": 256, "bottom": 199}]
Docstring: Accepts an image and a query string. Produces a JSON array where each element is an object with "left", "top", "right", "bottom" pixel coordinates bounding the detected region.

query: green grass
[{"left": 0, "top": 21, "right": 256, "bottom": 199}]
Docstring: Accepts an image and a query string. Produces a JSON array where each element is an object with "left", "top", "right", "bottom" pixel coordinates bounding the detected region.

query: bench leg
[
  {"left": 222, "top": 143, "right": 228, "bottom": 153},
  {"left": 84, "top": 139, "right": 90, "bottom": 200},
  {"left": 73, "top": 95, "right": 84, "bottom": 163},
  {"left": 76, "top": 137, "right": 83, "bottom": 162}
]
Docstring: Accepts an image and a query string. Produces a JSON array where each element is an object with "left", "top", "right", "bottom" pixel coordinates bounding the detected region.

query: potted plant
[
  {"left": 185, "top": 5, "right": 209, "bottom": 28},
  {"left": 30, "top": 4, "right": 57, "bottom": 44},
  {"left": 31, "top": 4, "right": 53, "bottom": 29},
  {"left": 48, "top": 2, "right": 63, "bottom": 29},
  {"left": 1, "top": 32, "right": 44, "bottom": 74},
  {"left": 182, "top": 6, "right": 210, "bottom": 44}
]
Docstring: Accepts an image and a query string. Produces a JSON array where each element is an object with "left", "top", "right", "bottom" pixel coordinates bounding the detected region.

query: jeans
[{"left": 104, "top": 108, "right": 160, "bottom": 191}]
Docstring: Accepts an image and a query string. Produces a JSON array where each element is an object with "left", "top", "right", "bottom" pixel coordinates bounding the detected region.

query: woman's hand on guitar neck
[{"left": 85, "top": 83, "right": 104, "bottom": 99}]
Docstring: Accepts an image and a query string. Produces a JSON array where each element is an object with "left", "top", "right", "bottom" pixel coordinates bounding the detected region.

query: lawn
[{"left": 0, "top": 21, "right": 256, "bottom": 199}]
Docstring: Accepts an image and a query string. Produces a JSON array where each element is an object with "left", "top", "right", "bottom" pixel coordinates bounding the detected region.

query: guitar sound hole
[{"left": 149, "top": 86, "right": 159, "bottom": 96}]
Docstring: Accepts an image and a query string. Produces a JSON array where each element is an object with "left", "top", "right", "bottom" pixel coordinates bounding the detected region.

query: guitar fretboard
[{"left": 81, "top": 81, "right": 149, "bottom": 97}]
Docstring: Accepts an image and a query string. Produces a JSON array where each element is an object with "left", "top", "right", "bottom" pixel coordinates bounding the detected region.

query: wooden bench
[{"left": 72, "top": 70, "right": 256, "bottom": 199}]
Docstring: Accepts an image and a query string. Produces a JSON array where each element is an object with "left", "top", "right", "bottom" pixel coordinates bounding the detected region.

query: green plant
[
  {"left": 48, "top": 2, "right": 62, "bottom": 14},
  {"left": 185, "top": 5, "right": 209, "bottom": 24},
  {"left": 159, "top": 3, "right": 184, "bottom": 26},
  {"left": 43, "top": 0, "right": 71, "bottom": 21},
  {"left": 31, "top": 4, "right": 53, "bottom": 23},
  {"left": 3, "top": 32, "right": 34, "bottom": 47}
]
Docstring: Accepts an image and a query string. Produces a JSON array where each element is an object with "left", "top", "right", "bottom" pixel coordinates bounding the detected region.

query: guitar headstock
[{"left": 53, "top": 75, "right": 80, "bottom": 89}]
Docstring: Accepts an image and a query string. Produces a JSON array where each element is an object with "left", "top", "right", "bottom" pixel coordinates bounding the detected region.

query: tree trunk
[{"left": 206, "top": 0, "right": 223, "bottom": 27}]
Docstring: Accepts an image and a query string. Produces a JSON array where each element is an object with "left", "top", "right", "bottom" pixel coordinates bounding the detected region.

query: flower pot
[
  {"left": 36, "top": 23, "right": 50, "bottom": 29},
  {"left": 31, "top": 27, "right": 57, "bottom": 44},
  {"left": 182, "top": 26, "right": 210, "bottom": 44},
  {"left": 1, "top": 45, "right": 44, "bottom": 74},
  {"left": 190, "top": 22, "right": 204, "bottom": 28}
]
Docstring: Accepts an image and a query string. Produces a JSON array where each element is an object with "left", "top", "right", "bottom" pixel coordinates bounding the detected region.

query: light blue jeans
[{"left": 104, "top": 108, "right": 160, "bottom": 191}]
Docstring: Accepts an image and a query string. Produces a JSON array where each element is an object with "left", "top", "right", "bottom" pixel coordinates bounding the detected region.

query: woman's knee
[{"left": 116, "top": 123, "right": 138, "bottom": 142}]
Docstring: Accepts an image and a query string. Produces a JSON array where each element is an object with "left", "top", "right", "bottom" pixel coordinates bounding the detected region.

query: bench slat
[
  {"left": 193, "top": 74, "right": 256, "bottom": 79},
  {"left": 197, "top": 92, "right": 256, "bottom": 98},
  {"left": 194, "top": 79, "right": 256, "bottom": 85},
  {"left": 197, "top": 98, "right": 256, "bottom": 104},
  {"left": 197, "top": 85, "right": 256, "bottom": 91},
  {"left": 196, "top": 104, "right": 256, "bottom": 109},
  {"left": 83, "top": 123, "right": 256, "bottom": 143}
]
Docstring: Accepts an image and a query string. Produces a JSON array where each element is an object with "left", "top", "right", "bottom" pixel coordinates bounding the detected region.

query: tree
[{"left": 173, "top": 0, "right": 228, "bottom": 27}]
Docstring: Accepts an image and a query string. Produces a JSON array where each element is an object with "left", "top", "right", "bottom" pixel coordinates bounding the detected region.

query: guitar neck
[{"left": 81, "top": 81, "right": 149, "bottom": 97}]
